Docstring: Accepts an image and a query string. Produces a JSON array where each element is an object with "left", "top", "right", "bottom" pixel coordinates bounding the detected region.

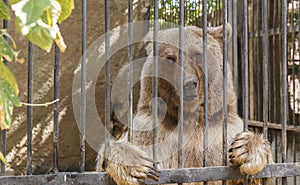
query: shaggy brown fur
[{"left": 96, "top": 24, "right": 273, "bottom": 185}]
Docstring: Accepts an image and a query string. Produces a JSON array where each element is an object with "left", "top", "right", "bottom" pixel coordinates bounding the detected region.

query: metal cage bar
[
  {"left": 262, "top": 0, "right": 269, "bottom": 184},
  {"left": 27, "top": 42, "right": 33, "bottom": 175},
  {"left": 243, "top": 0, "right": 249, "bottom": 130},
  {"left": 281, "top": 0, "right": 288, "bottom": 184},
  {"left": 80, "top": 0, "right": 87, "bottom": 173},
  {"left": 53, "top": 43, "right": 60, "bottom": 173},
  {"left": 202, "top": 1, "right": 209, "bottom": 185},
  {"left": 152, "top": 0, "right": 159, "bottom": 168},
  {"left": 222, "top": 0, "right": 228, "bottom": 184},
  {"left": 0, "top": 163, "right": 299, "bottom": 184},
  {"left": 178, "top": 0, "right": 184, "bottom": 176},
  {"left": 128, "top": 0, "right": 134, "bottom": 142},
  {"left": 104, "top": 0, "right": 111, "bottom": 170}
]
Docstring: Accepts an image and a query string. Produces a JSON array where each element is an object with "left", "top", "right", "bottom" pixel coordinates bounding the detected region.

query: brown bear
[{"left": 96, "top": 24, "right": 273, "bottom": 185}]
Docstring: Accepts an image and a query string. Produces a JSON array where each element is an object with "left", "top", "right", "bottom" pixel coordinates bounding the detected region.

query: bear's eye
[
  {"left": 193, "top": 52, "right": 202, "bottom": 63},
  {"left": 166, "top": 55, "right": 177, "bottom": 62}
]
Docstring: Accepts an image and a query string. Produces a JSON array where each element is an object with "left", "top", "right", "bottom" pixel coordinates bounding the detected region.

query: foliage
[
  {"left": 0, "top": 0, "right": 74, "bottom": 129},
  {"left": 150, "top": 0, "right": 222, "bottom": 29},
  {"left": 0, "top": 0, "right": 74, "bottom": 164}
]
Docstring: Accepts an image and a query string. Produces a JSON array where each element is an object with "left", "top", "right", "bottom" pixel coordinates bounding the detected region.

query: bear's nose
[{"left": 183, "top": 77, "right": 198, "bottom": 90}]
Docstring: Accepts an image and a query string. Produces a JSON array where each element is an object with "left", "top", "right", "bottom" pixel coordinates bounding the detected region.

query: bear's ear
[
  {"left": 207, "top": 23, "right": 232, "bottom": 44},
  {"left": 144, "top": 30, "right": 153, "bottom": 55}
]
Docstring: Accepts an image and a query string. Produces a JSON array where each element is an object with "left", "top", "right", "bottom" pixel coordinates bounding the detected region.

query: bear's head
[{"left": 139, "top": 23, "right": 236, "bottom": 128}]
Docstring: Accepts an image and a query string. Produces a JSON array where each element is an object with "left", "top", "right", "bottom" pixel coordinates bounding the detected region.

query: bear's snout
[{"left": 183, "top": 76, "right": 198, "bottom": 101}]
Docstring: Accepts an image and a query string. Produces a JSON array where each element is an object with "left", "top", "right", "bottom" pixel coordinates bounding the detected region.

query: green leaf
[
  {"left": 1, "top": 30, "right": 17, "bottom": 49},
  {"left": 0, "top": 36, "right": 15, "bottom": 62},
  {"left": 3, "top": 100, "right": 12, "bottom": 127},
  {"left": 26, "top": 22, "right": 55, "bottom": 52},
  {"left": 57, "top": 0, "right": 73, "bottom": 23},
  {"left": 40, "top": 11, "right": 49, "bottom": 24},
  {"left": 0, "top": 1, "right": 11, "bottom": 20},
  {"left": 0, "top": 63, "right": 20, "bottom": 129},
  {"left": 12, "top": 0, "right": 51, "bottom": 25},
  {"left": 9, "top": 0, "right": 20, "bottom": 5},
  {"left": 0, "top": 79, "right": 20, "bottom": 106},
  {"left": 0, "top": 62, "right": 19, "bottom": 94},
  {"left": 14, "top": 17, "right": 22, "bottom": 34},
  {"left": 0, "top": 152, "right": 7, "bottom": 165}
]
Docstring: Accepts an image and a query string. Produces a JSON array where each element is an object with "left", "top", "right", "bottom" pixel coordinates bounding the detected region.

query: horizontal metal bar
[
  {"left": 0, "top": 172, "right": 115, "bottom": 185},
  {"left": 248, "top": 120, "right": 300, "bottom": 133},
  {"left": 249, "top": 25, "right": 300, "bottom": 38},
  {"left": 146, "top": 163, "right": 300, "bottom": 184},
  {"left": 0, "top": 163, "right": 299, "bottom": 184}
]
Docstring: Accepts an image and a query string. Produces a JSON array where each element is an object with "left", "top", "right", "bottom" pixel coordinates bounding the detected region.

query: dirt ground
[{"left": 4, "top": 0, "right": 147, "bottom": 175}]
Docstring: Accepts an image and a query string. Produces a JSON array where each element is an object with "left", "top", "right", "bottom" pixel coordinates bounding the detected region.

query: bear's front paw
[
  {"left": 107, "top": 156, "right": 159, "bottom": 185},
  {"left": 229, "top": 131, "right": 270, "bottom": 176}
]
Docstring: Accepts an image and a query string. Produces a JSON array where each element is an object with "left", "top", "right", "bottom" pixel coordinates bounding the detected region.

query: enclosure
[{"left": 0, "top": 0, "right": 299, "bottom": 184}]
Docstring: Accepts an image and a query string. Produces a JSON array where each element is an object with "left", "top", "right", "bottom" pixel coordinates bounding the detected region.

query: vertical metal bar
[
  {"left": 298, "top": 0, "right": 300, "bottom": 127},
  {"left": 243, "top": 0, "right": 249, "bottom": 175},
  {"left": 232, "top": 0, "right": 238, "bottom": 100},
  {"left": 178, "top": 0, "right": 184, "bottom": 178},
  {"left": 256, "top": 0, "right": 261, "bottom": 121},
  {"left": 271, "top": 1, "right": 277, "bottom": 183},
  {"left": 262, "top": 0, "right": 268, "bottom": 138},
  {"left": 1, "top": 0, "right": 8, "bottom": 176},
  {"left": 80, "top": 0, "right": 87, "bottom": 173},
  {"left": 243, "top": 0, "right": 248, "bottom": 130},
  {"left": 222, "top": 1, "right": 228, "bottom": 185},
  {"left": 202, "top": 1, "right": 208, "bottom": 185},
  {"left": 53, "top": 43, "right": 60, "bottom": 172},
  {"left": 291, "top": 0, "right": 295, "bottom": 127},
  {"left": 275, "top": 132, "right": 280, "bottom": 185},
  {"left": 104, "top": 0, "right": 111, "bottom": 170},
  {"left": 128, "top": 0, "right": 133, "bottom": 142},
  {"left": 27, "top": 42, "right": 33, "bottom": 175},
  {"left": 251, "top": 0, "right": 255, "bottom": 120},
  {"left": 272, "top": 0, "right": 276, "bottom": 126},
  {"left": 262, "top": 1, "right": 269, "bottom": 184},
  {"left": 0, "top": 130, "right": 5, "bottom": 175},
  {"left": 296, "top": 3, "right": 300, "bottom": 185},
  {"left": 281, "top": 0, "right": 287, "bottom": 184},
  {"left": 291, "top": 2, "right": 297, "bottom": 184},
  {"left": 153, "top": 0, "right": 158, "bottom": 168}
]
